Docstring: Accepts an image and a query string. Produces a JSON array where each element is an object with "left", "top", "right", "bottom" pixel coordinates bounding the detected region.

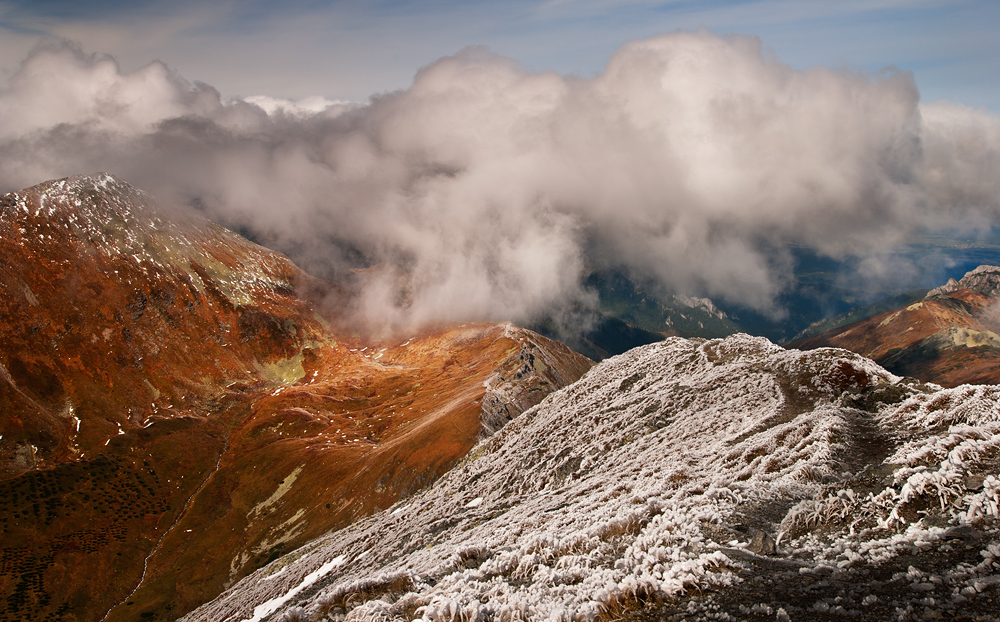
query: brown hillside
[
  {"left": 790, "top": 288, "right": 1000, "bottom": 387},
  {"left": 0, "top": 175, "right": 593, "bottom": 622}
]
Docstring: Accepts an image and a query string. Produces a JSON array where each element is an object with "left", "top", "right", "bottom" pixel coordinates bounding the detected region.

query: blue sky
[{"left": 1, "top": 0, "right": 998, "bottom": 111}]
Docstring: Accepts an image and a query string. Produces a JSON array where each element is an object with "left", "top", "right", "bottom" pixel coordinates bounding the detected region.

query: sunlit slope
[
  {"left": 0, "top": 175, "right": 592, "bottom": 622},
  {"left": 109, "top": 323, "right": 591, "bottom": 621},
  {"left": 792, "top": 266, "right": 1000, "bottom": 386}
]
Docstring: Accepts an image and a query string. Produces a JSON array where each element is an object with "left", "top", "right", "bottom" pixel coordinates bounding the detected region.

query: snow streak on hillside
[{"left": 185, "top": 335, "right": 1000, "bottom": 622}]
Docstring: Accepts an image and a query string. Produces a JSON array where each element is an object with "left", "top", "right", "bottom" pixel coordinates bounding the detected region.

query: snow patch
[{"left": 240, "top": 555, "right": 346, "bottom": 622}]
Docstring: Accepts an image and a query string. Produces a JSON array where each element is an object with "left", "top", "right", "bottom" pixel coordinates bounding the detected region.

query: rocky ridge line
[{"left": 926, "top": 265, "right": 1000, "bottom": 298}]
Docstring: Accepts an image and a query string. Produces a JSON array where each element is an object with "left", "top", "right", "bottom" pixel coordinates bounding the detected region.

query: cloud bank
[{"left": 1, "top": 33, "right": 999, "bottom": 334}]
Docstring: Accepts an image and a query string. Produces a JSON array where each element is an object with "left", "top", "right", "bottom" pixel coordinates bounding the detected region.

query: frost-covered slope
[{"left": 186, "top": 334, "right": 1000, "bottom": 622}]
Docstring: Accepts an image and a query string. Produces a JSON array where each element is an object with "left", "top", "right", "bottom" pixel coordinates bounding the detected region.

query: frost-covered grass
[{"left": 182, "top": 335, "right": 1000, "bottom": 622}]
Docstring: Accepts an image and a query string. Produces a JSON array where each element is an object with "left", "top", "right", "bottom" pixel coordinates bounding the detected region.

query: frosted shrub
[
  {"left": 965, "top": 475, "right": 1000, "bottom": 522},
  {"left": 778, "top": 490, "right": 863, "bottom": 540},
  {"left": 343, "top": 600, "right": 394, "bottom": 622},
  {"left": 898, "top": 469, "right": 965, "bottom": 512},
  {"left": 279, "top": 606, "right": 306, "bottom": 622}
]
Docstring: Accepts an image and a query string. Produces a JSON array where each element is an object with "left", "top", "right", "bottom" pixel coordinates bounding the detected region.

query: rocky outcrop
[
  {"left": 926, "top": 265, "right": 1000, "bottom": 298},
  {"left": 479, "top": 325, "right": 594, "bottom": 437}
]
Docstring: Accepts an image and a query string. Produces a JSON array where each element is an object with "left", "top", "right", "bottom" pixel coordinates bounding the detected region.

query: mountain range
[{"left": 1, "top": 174, "right": 999, "bottom": 621}]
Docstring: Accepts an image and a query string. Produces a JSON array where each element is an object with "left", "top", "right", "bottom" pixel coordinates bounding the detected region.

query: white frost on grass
[{"left": 184, "top": 334, "right": 1000, "bottom": 622}]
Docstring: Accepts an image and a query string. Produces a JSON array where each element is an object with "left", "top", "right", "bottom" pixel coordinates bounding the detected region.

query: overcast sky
[{"left": 1, "top": 0, "right": 998, "bottom": 111}]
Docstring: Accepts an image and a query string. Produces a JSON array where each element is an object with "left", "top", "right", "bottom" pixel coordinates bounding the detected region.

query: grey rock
[
  {"left": 747, "top": 530, "right": 776, "bottom": 556},
  {"left": 942, "top": 525, "right": 983, "bottom": 542},
  {"left": 965, "top": 475, "right": 986, "bottom": 491}
]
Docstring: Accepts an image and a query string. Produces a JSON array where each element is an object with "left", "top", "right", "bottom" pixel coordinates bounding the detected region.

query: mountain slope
[
  {"left": 0, "top": 173, "right": 331, "bottom": 476},
  {"left": 790, "top": 266, "right": 1000, "bottom": 386},
  {"left": 1, "top": 172, "right": 336, "bottom": 621},
  {"left": 0, "top": 174, "right": 593, "bottom": 622},
  {"left": 790, "top": 290, "right": 929, "bottom": 342},
  {"left": 185, "top": 334, "right": 1000, "bottom": 622},
  {"left": 108, "top": 322, "right": 591, "bottom": 621}
]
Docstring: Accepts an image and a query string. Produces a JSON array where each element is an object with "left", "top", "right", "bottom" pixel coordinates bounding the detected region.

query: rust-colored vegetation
[
  {"left": 0, "top": 176, "right": 593, "bottom": 622},
  {"left": 791, "top": 289, "right": 1000, "bottom": 387}
]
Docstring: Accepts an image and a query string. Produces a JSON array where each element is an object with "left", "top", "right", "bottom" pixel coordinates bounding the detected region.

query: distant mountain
[
  {"left": 0, "top": 175, "right": 592, "bottom": 621},
  {"left": 529, "top": 271, "right": 746, "bottom": 361},
  {"left": 585, "top": 271, "right": 740, "bottom": 339},
  {"left": 186, "top": 334, "right": 1000, "bottom": 622},
  {"left": 791, "top": 265, "right": 1000, "bottom": 386},
  {"left": 541, "top": 250, "right": 995, "bottom": 359},
  {"left": 790, "top": 290, "right": 929, "bottom": 342}
]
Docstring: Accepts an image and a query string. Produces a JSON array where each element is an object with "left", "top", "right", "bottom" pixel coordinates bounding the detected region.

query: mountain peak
[
  {"left": 926, "top": 264, "right": 1000, "bottom": 298},
  {"left": 37, "top": 171, "right": 131, "bottom": 192},
  {"left": 2, "top": 172, "right": 307, "bottom": 310},
  {"left": 9, "top": 172, "right": 148, "bottom": 217}
]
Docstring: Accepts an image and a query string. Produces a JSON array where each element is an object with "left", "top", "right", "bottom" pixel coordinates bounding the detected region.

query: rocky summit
[
  {"left": 187, "top": 334, "right": 999, "bottom": 622},
  {"left": 0, "top": 175, "right": 592, "bottom": 622}
]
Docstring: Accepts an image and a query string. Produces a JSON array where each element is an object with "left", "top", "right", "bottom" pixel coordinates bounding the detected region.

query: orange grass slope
[
  {"left": 108, "top": 323, "right": 592, "bottom": 621},
  {"left": 790, "top": 285, "right": 1000, "bottom": 387},
  {"left": 0, "top": 174, "right": 593, "bottom": 622},
  {"left": 0, "top": 173, "right": 336, "bottom": 622}
]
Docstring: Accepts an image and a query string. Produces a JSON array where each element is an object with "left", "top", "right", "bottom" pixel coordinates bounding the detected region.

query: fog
[{"left": 2, "top": 33, "right": 998, "bottom": 334}]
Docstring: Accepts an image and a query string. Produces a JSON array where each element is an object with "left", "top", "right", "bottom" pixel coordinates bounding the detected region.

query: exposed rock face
[
  {"left": 183, "top": 334, "right": 1000, "bottom": 622},
  {"left": 927, "top": 277, "right": 962, "bottom": 298},
  {"left": 479, "top": 330, "right": 592, "bottom": 437},
  {"left": 926, "top": 265, "right": 1000, "bottom": 298},
  {"left": 0, "top": 175, "right": 592, "bottom": 622},
  {"left": 792, "top": 272, "right": 1000, "bottom": 386}
]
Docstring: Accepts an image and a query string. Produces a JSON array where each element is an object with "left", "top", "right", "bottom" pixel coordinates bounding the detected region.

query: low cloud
[{"left": 1, "top": 34, "right": 999, "bottom": 334}]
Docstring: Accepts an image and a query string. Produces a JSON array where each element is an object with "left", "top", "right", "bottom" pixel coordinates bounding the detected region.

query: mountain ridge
[
  {"left": 0, "top": 174, "right": 593, "bottom": 622},
  {"left": 790, "top": 266, "right": 1000, "bottom": 387},
  {"left": 184, "top": 333, "right": 1000, "bottom": 622},
  {"left": 926, "top": 264, "right": 1000, "bottom": 298}
]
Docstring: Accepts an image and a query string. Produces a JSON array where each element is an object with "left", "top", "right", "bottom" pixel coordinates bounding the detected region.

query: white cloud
[
  {"left": 1, "top": 32, "right": 998, "bottom": 334},
  {"left": 242, "top": 95, "right": 354, "bottom": 117}
]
